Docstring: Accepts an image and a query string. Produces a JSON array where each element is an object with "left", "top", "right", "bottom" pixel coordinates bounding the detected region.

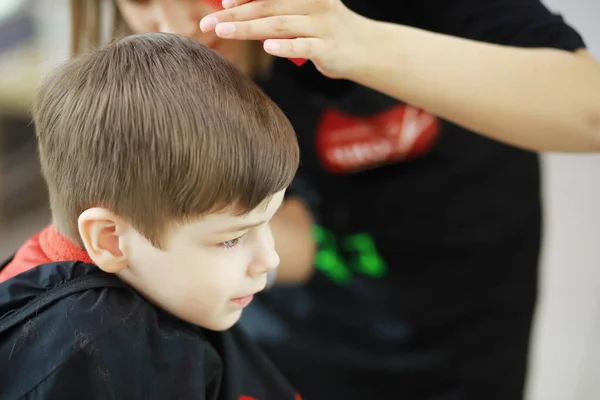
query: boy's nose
[
  {"left": 249, "top": 246, "right": 280, "bottom": 277},
  {"left": 261, "top": 226, "right": 280, "bottom": 272},
  {"left": 249, "top": 230, "right": 280, "bottom": 276},
  {"left": 262, "top": 247, "right": 281, "bottom": 273}
]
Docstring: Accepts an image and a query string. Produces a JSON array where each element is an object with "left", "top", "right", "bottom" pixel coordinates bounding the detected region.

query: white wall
[
  {"left": 527, "top": 1, "right": 600, "bottom": 399},
  {"left": 30, "top": 0, "right": 70, "bottom": 69}
]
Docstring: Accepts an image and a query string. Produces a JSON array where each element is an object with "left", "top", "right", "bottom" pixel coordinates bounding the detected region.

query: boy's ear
[{"left": 78, "top": 208, "right": 130, "bottom": 274}]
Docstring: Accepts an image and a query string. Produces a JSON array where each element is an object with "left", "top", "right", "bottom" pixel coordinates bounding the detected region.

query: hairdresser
[{"left": 200, "top": 1, "right": 600, "bottom": 399}]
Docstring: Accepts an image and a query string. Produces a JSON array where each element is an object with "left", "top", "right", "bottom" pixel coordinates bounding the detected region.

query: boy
[{"left": 0, "top": 32, "right": 300, "bottom": 399}]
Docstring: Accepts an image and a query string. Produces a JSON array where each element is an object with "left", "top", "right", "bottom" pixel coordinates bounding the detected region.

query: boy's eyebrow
[
  {"left": 215, "top": 220, "right": 267, "bottom": 234},
  {"left": 215, "top": 197, "right": 285, "bottom": 234}
]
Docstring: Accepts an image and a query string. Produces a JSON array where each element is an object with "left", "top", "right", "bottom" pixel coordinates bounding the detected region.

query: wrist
[
  {"left": 341, "top": 19, "right": 412, "bottom": 89},
  {"left": 327, "top": 12, "right": 381, "bottom": 80}
]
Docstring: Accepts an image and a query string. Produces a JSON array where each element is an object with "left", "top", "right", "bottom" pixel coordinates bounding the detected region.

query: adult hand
[{"left": 199, "top": 0, "right": 373, "bottom": 79}]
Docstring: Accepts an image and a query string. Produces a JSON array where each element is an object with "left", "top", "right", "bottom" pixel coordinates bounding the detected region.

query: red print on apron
[{"left": 316, "top": 105, "right": 440, "bottom": 174}]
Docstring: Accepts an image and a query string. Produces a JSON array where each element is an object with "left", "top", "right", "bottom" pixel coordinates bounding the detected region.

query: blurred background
[{"left": 0, "top": 0, "right": 598, "bottom": 399}]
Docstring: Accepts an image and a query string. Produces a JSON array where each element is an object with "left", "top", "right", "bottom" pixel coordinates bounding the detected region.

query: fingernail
[
  {"left": 200, "top": 16, "right": 218, "bottom": 32},
  {"left": 222, "top": 0, "right": 235, "bottom": 8},
  {"left": 216, "top": 23, "right": 236, "bottom": 37},
  {"left": 264, "top": 40, "right": 280, "bottom": 51}
]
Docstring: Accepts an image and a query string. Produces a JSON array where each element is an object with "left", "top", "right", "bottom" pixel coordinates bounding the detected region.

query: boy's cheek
[{"left": 171, "top": 284, "right": 238, "bottom": 328}]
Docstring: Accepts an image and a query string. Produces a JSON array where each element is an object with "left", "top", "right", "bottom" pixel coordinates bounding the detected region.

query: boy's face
[{"left": 118, "top": 190, "right": 285, "bottom": 331}]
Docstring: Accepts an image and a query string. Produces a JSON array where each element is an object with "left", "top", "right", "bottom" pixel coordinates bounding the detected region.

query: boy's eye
[{"left": 219, "top": 236, "right": 242, "bottom": 249}]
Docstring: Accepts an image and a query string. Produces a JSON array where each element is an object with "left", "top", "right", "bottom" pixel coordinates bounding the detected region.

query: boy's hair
[{"left": 33, "top": 32, "right": 299, "bottom": 247}]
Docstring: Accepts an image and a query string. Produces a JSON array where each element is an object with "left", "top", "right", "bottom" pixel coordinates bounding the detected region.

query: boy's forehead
[
  {"left": 187, "top": 190, "right": 286, "bottom": 231},
  {"left": 254, "top": 190, "right": 286, "bottom": 214}
]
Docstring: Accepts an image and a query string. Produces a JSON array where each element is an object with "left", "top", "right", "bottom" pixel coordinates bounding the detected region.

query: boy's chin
[{"left": 201, "top": 309, "right": 243, "bottom": 332}]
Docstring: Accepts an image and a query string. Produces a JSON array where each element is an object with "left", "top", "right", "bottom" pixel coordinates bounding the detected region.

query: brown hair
[{"left": 34, "top": 32, "right": 299, "bottom": 247}]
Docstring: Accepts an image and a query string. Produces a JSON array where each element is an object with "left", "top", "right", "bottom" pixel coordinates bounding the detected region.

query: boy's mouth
[{"left": 230, "top": 294, "right": 254, "bottom": 308}]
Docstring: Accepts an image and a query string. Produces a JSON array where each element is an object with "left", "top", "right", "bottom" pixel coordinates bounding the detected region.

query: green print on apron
[{"left": 313, "top": 225, "right": 387, "bottom": 284}]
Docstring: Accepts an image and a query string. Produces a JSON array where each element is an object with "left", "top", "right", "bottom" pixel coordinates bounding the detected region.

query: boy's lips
[
  {"left": 230, "top": 294, "right": 254, "bottom": 308},
  {"left": 231, "top": 284, "right": 266, "bottom": 308},
  {"left": 231, "top": 281, "right": 267, "bottom": 307}
]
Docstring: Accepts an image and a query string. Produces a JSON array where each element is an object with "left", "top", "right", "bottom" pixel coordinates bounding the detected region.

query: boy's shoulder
[
  {"left": 0, "top": 260, "right": 222, "bottom": 399},
  {"left": 0, "top": 261, "right": 298, "bottom": 400}
]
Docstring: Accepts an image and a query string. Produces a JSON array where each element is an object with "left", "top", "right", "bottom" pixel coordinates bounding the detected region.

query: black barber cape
[{"left": 0, "top": 261, "right": 298, "bottom": 400}]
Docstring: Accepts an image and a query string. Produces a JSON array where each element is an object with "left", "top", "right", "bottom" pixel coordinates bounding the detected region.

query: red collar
[
  {"left": 39, "top": 225, "right": 94, "bottom": 265},
  {"left": 0, "top": 225, "right": 93, "bottom": 283}
]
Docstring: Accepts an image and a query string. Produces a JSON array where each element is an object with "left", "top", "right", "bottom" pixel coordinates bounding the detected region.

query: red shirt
[{"left": 0, "top": 225, "right": 93, "bottom": 284}]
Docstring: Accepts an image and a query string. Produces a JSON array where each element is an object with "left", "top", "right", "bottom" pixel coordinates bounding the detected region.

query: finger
[
  {"left": 222, "top": 0, "right": 328, "bottom": 9},
  {"left": 221, "top": 0, "right": 252, "bottom": 9},
  {"left": 202, "top": 0, "right": 281, "bottom": 32},
  {"left": 201, "top": 0, "right": 321, "bottom": 32},
  {"left": 263, "top": 38, "right": 324, "bottom": 60},
  {"left": 215, "top": 16, "right": 316, "bottom": 40}
]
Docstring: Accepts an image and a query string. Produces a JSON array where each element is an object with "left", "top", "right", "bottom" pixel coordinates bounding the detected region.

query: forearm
[
  {"left": 348, "top": 21, "right": 600, "bottom": 152},
  {"left": 269, "top": 197, "right": 316, "bottom": 285}
]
